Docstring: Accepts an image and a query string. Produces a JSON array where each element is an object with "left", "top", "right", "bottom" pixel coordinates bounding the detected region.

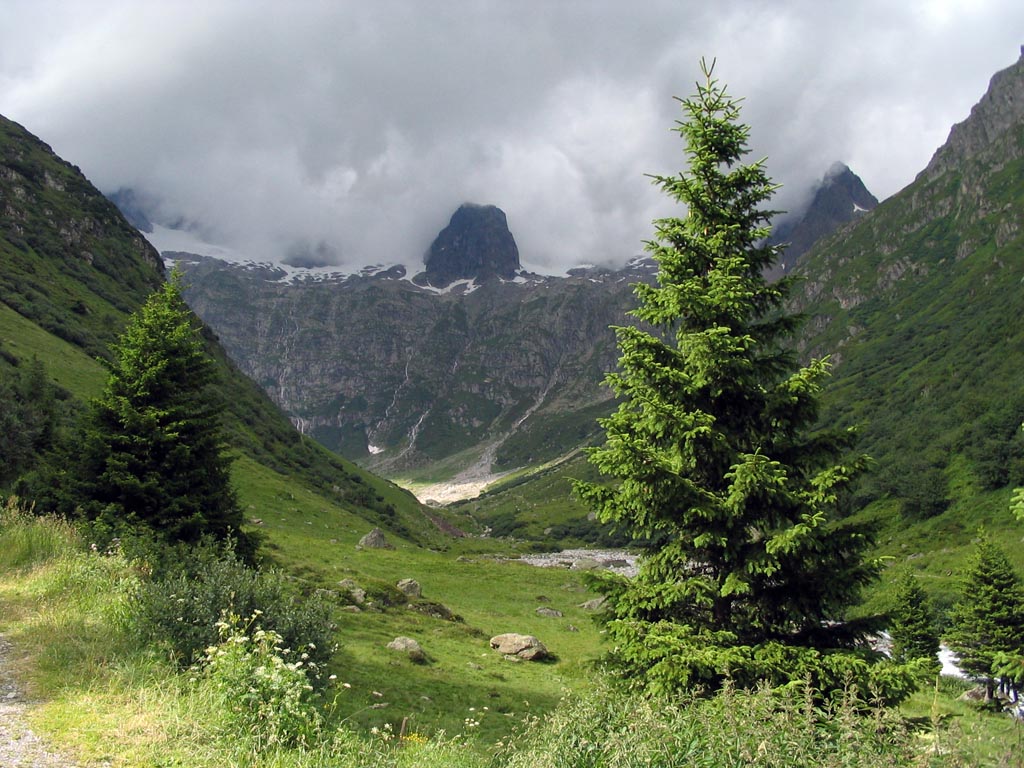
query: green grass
[
  {"left": 2, "top": 502, "right": 1022, "bottom": 766},
  {"left": 0, "top": 302, "right": 106, "bottom": 399}
]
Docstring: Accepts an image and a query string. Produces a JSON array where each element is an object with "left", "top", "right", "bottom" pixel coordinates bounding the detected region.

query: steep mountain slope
[
  {"left": 0, "top": 114, "right": 432, "bottom": 544},
  {"left": 791, "top": 49, "right": 1024, "bottom": 514},
  {"left": 177, "top": 254, "right": 651, "bottom": 475}
]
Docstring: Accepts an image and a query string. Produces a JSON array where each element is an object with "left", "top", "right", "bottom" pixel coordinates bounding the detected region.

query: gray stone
[
  {"left": 359, "top": 527, "right": 395, "bottom": 549},
  {"left": 338, "top": 578, "right": 366, "bottom": 604},
  {"left": 387, "top": 636, "right": 426, "bottom": 662},
  {"left": 578, "top": 597, "right": 607, "bottom": 611},
  {"left": 489, "top": 633, "right": 548, "bottom": 661},
  {"left": 397, "top": 578, "right": 422, "bottom": 598},
  {"left": 536, "top": 607, "right": 563, "bottom": 618}
]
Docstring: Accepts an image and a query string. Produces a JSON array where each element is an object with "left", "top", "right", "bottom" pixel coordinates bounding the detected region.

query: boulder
[
  {"left": 396, "top": 578, "right": 422, "bottom": 598},
  {"left": 578, "top": 597, "right": 607, "bottom": 611},
  {"left": 359, "top": 527, "right": 395, "bottom": 550},
  {"left": 387, "top": 636, "right": 426, "bottom": 662},
  {"left": 536, "top": 607, "right": 563, "bottom": 618},
  {"left": 490, "top": 633, "right": 548, "bottom": 661},
  {"left": 338, "top": 578, "right": 366, "bottom": 604}
]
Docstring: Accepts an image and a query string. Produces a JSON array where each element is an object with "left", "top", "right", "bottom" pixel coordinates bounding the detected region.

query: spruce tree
[
  {"left": 574, "top": 61, "right": 890, "bottom": 695},
  {"left": 75, "top": 271, "right": 247, "bottom": 550},
  {"left": 947, "top": 536, "right": 1024, "bottom": 700},
  {"left": 888, "top": 571, "right": 940, "bottom": 675}
]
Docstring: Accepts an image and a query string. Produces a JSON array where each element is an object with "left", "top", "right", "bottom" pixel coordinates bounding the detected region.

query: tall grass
[{"left": 0, "top": 495, "right": 80, "bottom": 569}]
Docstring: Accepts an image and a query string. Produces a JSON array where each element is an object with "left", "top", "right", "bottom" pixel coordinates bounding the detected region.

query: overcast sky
[{"left": 2, "top": 1, "right": 1021, "bottom": 272}]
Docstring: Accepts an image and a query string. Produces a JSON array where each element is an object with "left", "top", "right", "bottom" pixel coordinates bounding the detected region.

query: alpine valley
[
  {"left": 164, "top": 51, "right": 1024, "bottom": 575},
  {"left": 2, "top": 43, "right": 1024, "bottom": 767}
]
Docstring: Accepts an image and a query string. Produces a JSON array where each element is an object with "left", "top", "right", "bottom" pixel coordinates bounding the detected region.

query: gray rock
[
  {"left": 571, "top": 558, "right": 602, "bottom": 571},
  {"left": 359, "top": 527, "right": 395, "bottom": 550},
  {"left": 387, "top": 636, "right": 425, "bottom": 662},
  {"left": 578, "top": 597, "right": 607, "bottom": 611},
  {"left": 536, "top": 607, "right": 563, "bottom": 618},
  {"left": 338, "top": 578, "right": 366, "bottom": 604},
  {"left": 397, "top": 578, "right": 422, "bottom": 598},
  {"left": 489, "top": 633, "right": 548, "bottom": 661}
]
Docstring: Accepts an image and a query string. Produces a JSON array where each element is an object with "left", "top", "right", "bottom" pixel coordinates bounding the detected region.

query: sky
[{"left": 1, "top": 1, "right": 1022, "bottom": 273}]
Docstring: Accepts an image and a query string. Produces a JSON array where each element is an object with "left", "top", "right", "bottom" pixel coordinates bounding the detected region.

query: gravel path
[{"left": 0, "top": 634, "right": 83, "bottom": 768}]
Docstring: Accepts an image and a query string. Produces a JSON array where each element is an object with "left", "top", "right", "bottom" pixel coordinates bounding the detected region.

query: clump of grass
[{"left": 0, "top": 495, "right": 80, "bottom": 569}]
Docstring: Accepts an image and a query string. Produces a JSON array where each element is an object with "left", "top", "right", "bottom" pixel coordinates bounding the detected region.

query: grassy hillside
[{"left": 0, "top": 113, "right": 433, "bottom": 545}]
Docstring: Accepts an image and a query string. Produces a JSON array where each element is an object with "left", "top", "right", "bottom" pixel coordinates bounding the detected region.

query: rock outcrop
[
  {"left": 422, "top": 203, "right": 520, "bottom": 287},
  {"left": 768, "top": 162, "right": 878, "bottom": 278}
]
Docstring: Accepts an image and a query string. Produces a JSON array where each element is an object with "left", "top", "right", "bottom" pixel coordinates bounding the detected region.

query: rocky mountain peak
[
  {"left": 920, "top": 47, "right": 1024, "bottom": 182},
  {"left": 421, "top": 203, "right": 520, "bottom": 287},
  {"left": 768, "top": 162, "right": 878, "bottom": 277}
]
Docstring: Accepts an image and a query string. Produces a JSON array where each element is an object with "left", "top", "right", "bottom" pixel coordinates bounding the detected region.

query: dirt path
[{"left": 0, "top": 634, "right": 84, "bottom": 768}]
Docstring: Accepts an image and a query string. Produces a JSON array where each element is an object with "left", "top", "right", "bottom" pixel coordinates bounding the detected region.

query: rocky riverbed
[{"left": 517, "top": 548, "right": 638, "bottom": 577}]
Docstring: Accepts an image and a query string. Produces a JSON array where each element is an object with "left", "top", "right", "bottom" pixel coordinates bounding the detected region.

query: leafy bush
[
  {"left": 129, "top": 541, "right": 335, "bottom": 674},
  {"left": 197, "top": 614, "right": 323, "bottom": 751}
]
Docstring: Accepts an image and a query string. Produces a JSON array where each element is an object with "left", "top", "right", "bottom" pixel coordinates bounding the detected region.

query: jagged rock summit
[
  {"left": 421, "top": 203, "right": 520, "bottom": 288},
  {"left": 768, "top": 162, "right": 878, "bottom": 277},
  {"left": 920, "top": 46, "right": 1024, "bottom": 182}
]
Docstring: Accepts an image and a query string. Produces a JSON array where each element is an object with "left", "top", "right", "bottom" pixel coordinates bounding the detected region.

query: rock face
[
  {"left": 768, "top": 162, "right": 878, "bottom": 278},
  {"left": 179, "top": 254, "right": 647, "bottom": 473},
  {"left": 921, "top": 46, "right": 1024, "bottom": 182},
  {"left": 489, "top": 633, "right": 548, "bottom": 661},
  {"left": 422, "top": 203, "right": 520, "bottom": 287}
]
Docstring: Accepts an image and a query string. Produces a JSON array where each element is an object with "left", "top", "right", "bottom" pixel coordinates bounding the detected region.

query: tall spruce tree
[
  {"left": 947, "top": 536, "right": 1024, "bottom": 700},
  {"left": 75, "top": 272, "right": 247, "bottom": 550},
  {"left": 575, "top": 61, "right": 893, "bottom": 695}
]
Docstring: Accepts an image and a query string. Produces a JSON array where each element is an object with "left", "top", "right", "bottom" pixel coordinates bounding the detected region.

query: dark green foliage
[
  {"left": 887, "top": 571, "right": 940, "bottom": 674},
  {"left": 574, "top": 62, "right": 895, "bottom": 696},
  {"left": 73, "top": 274, "right": 250, "bottom": 551},
  {"left": 0, "top": 358, "right": 60, "bottom": 484},
  {"left": 130, "top": 539, "right": 335, "bottom": 673},
  {"left": 947, "top": 535, "right": 1024, "bottom": 698}
]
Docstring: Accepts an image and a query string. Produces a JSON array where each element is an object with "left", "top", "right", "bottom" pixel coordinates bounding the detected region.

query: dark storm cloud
[{"left": 2, "top": 0, "right": 1021, "bottom": 272}]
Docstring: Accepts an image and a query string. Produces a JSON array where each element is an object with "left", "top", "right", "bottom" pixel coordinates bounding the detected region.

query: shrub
[
  {"left": 130, "top": 541, "right": 335, "bottom": 674},
  {"left": 197, "top": 613, "right": 323, "bottom": 751}
]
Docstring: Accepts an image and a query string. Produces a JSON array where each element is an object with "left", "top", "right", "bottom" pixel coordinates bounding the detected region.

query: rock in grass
[
  {"left": 536, "top": 607, "right": 563, "bottom": 618},
  {"left": 490, "top": 633, "right": 548, "bottom": 661},
  {"left": 359, "top": 527, "right": 395, "bottom": 549},
  {"left": 396, "top": 578, "right": 421, "bottom": 598},
  {"left": 387, "top": 636, "right": 426, "bottom": 662},
  {"left": 338, "top": 578, "right": 366, "bottom": 604}
]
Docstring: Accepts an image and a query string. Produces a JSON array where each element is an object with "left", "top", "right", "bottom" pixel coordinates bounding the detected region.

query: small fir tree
[
  {"left": 75, "top": 271, "right": 248, "bottom": 551},
  {"left": 575, "top": 61, "right": 897, "bottom": 696},
  {"left": 947, "top": 535, "right": 1024, "bottom": 700},
  {"left": 888, "top": 571, "right": 940, "bottom": 675}
]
